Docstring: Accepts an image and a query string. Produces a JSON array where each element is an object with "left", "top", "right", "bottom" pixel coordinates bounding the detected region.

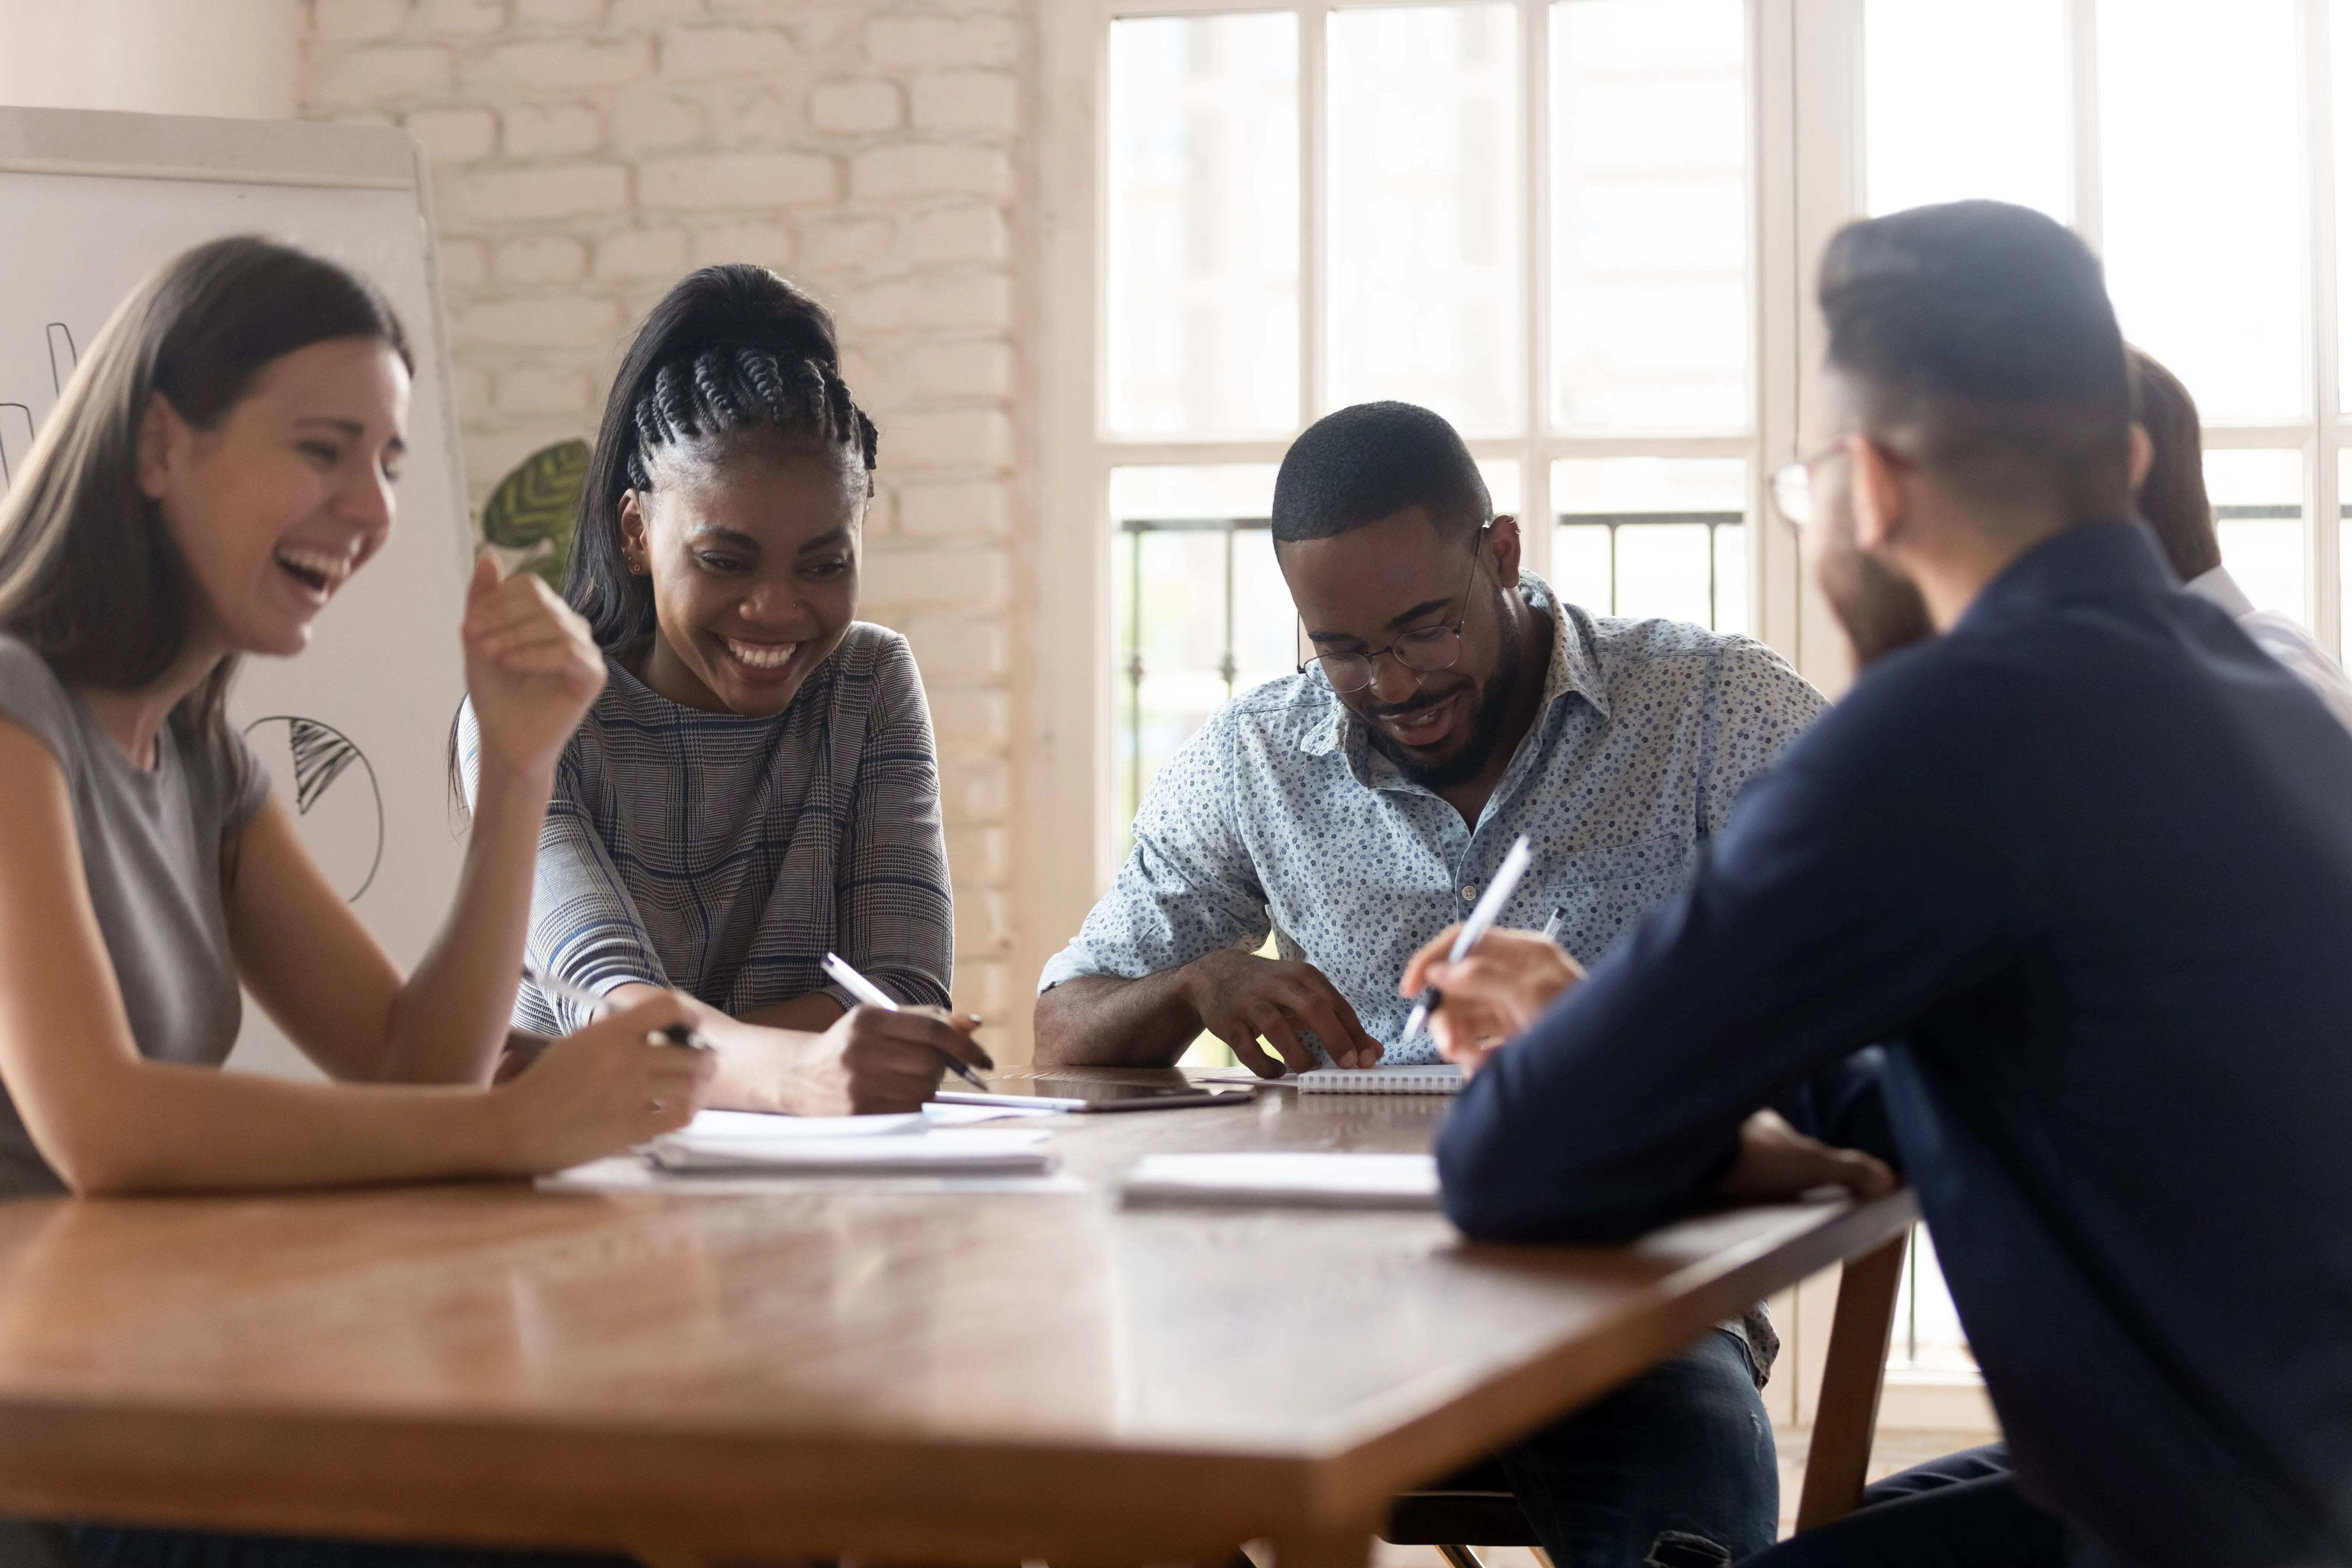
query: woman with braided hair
[{"left": 460, "top": 264, "right": 985, "bottom": 1113}]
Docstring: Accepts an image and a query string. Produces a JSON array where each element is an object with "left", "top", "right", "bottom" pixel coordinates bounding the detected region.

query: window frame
[
  {"left": 1040, "top": 0, "right": 1809, "bottom": 890},
  {"left": 1042, "top": 0, "right": 2352, "bottom": 884},
  {"left": 1030, "top": 0, "right": 2348, "bottom": 1421}
]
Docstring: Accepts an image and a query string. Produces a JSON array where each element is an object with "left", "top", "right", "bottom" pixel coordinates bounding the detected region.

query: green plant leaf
[{"left": 479, "top": 441, "right": 590, "bottom": 584}]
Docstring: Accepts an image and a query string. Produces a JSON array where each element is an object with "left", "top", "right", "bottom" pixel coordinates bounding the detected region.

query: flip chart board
[{"left": 0, "top": 108, "right": 473, "bottom": 1078}]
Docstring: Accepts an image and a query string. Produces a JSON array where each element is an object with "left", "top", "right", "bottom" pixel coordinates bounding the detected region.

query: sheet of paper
[
  {"left": 681, "top": 1109, "right": 926, "bottom": 1139},
  {"left": 651, "top": 1128, "right": 1054, "bottom": 1175},
  {"left": 1118, "top": 1152, "right": 1439, "bottom": 1210},
  {"left": 921, "top": 1101, "right": 1058, "bottom": 1124},
  {"left": 538, "top": 1157, "right": 1082, "bottom": 1198}
]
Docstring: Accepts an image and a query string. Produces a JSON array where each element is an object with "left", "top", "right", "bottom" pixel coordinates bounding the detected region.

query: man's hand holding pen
[{"left": 1398, "top": 926, "right": 1586, "bottom": 1075}]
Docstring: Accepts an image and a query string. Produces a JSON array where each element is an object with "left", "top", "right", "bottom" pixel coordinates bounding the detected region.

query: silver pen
[
  {"left": 821, "top": 952, "right": 989, "bottom": 1090},
  {"left": 1404, "top": 835, "right": 1535, "bottom": 1040},
  {"left": 521, "top": 965, "right": 714, "bottom": 1053}
]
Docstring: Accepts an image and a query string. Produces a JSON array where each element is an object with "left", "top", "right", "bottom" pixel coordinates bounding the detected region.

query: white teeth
[
  {"left": 274, "top": 546, "right": 354, "bottom": 586},
  {"left": 724, "top": 639, "right": 797, "bottom": 670}
]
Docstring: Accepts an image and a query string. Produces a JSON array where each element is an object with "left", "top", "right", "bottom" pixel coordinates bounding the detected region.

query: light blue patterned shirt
[{"left": 1040, "top": 572, "right": 1829, "bottom": 1066}]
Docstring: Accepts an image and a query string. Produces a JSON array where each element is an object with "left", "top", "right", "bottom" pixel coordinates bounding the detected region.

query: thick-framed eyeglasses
[
  {"left": 1769, "top": 438, "right": 1851, "bottom": 531},
  {"left": 1297, "top": 523, "right": 1491, "bottom": 695}
]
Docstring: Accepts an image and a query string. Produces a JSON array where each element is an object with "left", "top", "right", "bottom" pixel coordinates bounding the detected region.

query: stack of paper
[
  {"left": 1118, "top": 1152, "right": 1439, "bottom": 1210},
  {"left": 647, "top": 1109, "right": 1053, "bottom": 1176}
]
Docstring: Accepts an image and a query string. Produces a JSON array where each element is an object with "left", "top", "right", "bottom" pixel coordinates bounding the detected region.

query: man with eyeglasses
[
  {"left": 1418, "top": 201, "right": 2352, "bottom": 1567},
  {"left": 1034, "top": 399, "right": 1828, "bottom": 1565}
]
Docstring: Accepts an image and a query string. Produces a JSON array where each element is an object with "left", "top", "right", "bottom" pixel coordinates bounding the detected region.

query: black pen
[
  {"left": 521, "top": 965, "right": 715, "bottom": 1053},
  {"left": 821, "top": 951, "right": 990, "bottom": 1089}
]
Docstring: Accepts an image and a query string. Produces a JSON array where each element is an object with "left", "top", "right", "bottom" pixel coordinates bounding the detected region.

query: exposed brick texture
[{"left": 304, "top": 0, "right": 1032, "bottom": 1031}]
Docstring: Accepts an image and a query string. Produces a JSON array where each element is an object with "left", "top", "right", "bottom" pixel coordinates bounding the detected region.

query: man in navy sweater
[{"left": 1411, "top": 200, "right": 2352, "bottom": 1566}]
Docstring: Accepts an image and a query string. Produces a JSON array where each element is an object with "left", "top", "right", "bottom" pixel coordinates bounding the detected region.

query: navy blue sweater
[{"left": 1439, "top": 521, "right": 2352, "bottom": 1566}]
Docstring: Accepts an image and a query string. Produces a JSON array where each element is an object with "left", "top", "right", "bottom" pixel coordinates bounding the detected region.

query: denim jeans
[
  {"left": 1738, "top": 1442, "right": 2075, "bottom": 1568},
  {"left": 1494, "top": 1327, "right": 1780, "bottom": 1568}
]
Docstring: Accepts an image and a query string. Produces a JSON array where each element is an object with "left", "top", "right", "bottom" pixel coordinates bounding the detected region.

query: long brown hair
[
  {"left": 0, "top": 235, "right": 411, "bottom": 746},
  {"left": 2126, "top": 345, "right": 2221, "bottom": 582}
]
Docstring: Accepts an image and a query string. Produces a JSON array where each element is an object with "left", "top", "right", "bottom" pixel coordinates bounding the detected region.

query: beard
[
  {"left": 1817, "top": 497, "right": 1935, "bottom": 668},
  {"left": 1363, "top": 579, "right": 1525, "bottom": 790}
]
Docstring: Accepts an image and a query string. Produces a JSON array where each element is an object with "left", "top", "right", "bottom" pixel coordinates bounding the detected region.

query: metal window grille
[
  {"left": 1552, "top": 509, "right": 1745, "bottom": 623},
  {"left": 1118, "top": 509, "right": 1756, "bottom": 813}
]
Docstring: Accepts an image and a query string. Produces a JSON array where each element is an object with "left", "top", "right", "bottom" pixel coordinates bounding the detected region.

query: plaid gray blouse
[{"left": 462, "top": 623, "right": 952, "bottom": 1034}]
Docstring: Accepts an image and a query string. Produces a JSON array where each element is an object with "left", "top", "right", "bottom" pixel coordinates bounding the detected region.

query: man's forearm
[{"left": 1032, "top": 969, "right": 1203, "bottom": 1067}]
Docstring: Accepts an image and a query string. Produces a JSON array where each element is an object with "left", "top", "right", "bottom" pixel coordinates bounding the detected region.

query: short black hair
[
  {"left": 1271, "top": 401, "right": 1491, "bottom": 545},
  {"left": 1819, "top": 199, "right": 2131, "bottom": 524}
]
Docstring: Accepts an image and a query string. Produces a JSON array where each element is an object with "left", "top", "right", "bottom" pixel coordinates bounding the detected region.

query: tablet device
[{"left": 934, "top": 1076, "right": 1257, "bottom": 1113}]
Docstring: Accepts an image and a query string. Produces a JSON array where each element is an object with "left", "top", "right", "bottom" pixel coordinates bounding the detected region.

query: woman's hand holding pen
[
  {"left": 489, "top": 991, "right": 717, "bottom": 1172},
  {"left": 800, "top": 1004, "right": 991, "bottom": 1115},
  {"left": 1398, "top": 926, "right": 1586, "bottom": 1075},
  {"left": 593, "top": 984, "right": 990, "bottom": 1116}
]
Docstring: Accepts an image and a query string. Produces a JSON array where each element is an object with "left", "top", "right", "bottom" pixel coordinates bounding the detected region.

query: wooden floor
[{"left": 1359, "top": 1423, "right": 1999, "bottom": 1563}]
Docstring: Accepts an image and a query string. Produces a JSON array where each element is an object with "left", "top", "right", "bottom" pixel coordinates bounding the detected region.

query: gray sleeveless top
[{"left": 0, "top": 636, "right": 271, "bottom": 1198}]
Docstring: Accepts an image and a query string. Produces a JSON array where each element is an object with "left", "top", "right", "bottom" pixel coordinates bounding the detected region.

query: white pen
[
  {"left": 821, "top": 951, "right": 989, "bottom": 1089},
  {"left": 1404, "top": 835, "right": 1534, "bottom": 1040},
  {"left": 521, "top": 965, "right": 714, "bottom": 1053},
  {"left": 1539, "top": 905, "right": 1566, "bottom": 944}
]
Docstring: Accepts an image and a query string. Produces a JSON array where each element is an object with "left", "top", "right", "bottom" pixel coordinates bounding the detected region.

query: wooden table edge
[{"left": 0, "top": 1192, "right": 1919, "bottom": 1562}]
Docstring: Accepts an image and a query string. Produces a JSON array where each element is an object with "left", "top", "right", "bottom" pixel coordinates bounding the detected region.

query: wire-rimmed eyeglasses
[
  {"left": 1297, "top": 524, "right": 1490, "bottom": 695},
  {"left": 1770, "top": 438, "right": 1853, "bottom": 530}
]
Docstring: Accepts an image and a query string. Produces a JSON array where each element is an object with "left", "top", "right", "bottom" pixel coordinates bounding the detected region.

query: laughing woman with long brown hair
[{"left": 0, "top": 234, "right": 715, "bottom": 1205}]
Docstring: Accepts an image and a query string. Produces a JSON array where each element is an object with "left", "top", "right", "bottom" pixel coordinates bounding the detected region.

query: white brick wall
[{"left": 305, "top": 0, "right": 1031, "bottom": 1035}]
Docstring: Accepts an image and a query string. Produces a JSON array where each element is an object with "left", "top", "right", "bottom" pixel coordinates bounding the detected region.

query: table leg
[{"left": 1793, "top": 1230, "right": 1909, "bottom": 1531}]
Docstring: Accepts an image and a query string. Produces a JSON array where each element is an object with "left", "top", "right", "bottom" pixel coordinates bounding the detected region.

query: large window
[
  {"left": 1047, "top": 0, "right": 2352, "bottom": 1416},
  {"left": 1100, "top": 0, "right": 1758, "bottom": 829}
]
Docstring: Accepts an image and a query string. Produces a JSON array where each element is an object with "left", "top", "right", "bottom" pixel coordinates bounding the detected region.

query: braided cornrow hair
[{"left": 568, "top": 264, "right": 879, "bottom": 650}]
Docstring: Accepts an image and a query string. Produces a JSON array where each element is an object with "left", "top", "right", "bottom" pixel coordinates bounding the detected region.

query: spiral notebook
[{"left": 1198, "top": 1064, "right": 1464, "bottom": 1095}]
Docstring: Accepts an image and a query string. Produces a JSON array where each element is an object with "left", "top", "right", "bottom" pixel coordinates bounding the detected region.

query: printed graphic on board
[{"left": 241, "top": 715, "right": 385, "bottom": 902}]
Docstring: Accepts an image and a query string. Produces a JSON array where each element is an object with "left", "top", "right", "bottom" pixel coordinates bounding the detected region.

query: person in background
[
  {"left": 2129, "top": 345, "right": 2352, "bottom": 728},
  {"left": 464, "top": 265, "right": 986, "bottom": 1116},
  {"left": 1414, "top": 201, "right": 2352, "bottom": 1567},
  {"left": 1036, "top": 401, "right": 1830, "bottom": 1566}
]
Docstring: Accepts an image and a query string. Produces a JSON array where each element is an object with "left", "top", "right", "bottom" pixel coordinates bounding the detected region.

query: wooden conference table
[{"left": 0, "top": 1067, "right": 1917, "bottom": 1567}]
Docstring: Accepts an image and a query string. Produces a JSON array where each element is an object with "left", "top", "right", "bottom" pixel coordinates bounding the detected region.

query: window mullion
[
  {"left": 1522, "top": 0, "right": 1551, "bottom": 578},
  {"left": 1301, "top": 2, "right": 1329, "bottom": 428},
  {"left": 2305, "top": 0, "right": 2342, "bottom": 654},
  {"left": 2066, "top": 0, "right": 2102, "bottom": 251}
]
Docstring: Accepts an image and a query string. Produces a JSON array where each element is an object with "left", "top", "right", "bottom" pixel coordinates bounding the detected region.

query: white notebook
[
  {"left": 1119, "top": 1152, "right": 1439, "bottom": 1210},
  {"left": 1298, "top": 1064, "right": 1463, "bottom": 1095},
  {"left": 1194, "top": 1063, "right": 1465, "bottom": 1095}
]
